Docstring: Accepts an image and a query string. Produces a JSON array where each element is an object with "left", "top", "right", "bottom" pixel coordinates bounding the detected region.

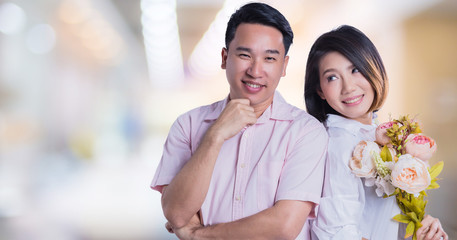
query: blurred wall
[
  {"left": 0, "top": 0, "right": 456, "bottom": 239},
  {"left": 402, "top": 5, "right": 457, "bottom": 235}
]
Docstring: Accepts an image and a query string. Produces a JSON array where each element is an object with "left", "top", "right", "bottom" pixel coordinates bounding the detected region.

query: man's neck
[{"left": 252, "top": 100, "right": 273, "bottom": 118}]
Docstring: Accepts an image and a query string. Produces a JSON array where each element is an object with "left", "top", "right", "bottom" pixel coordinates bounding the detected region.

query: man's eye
[
  {"left": 239, "top": 54, "right": 250, "bottom": 58},
  {"left": 265, "top": 57, "right": 276, "bottom": 61}
]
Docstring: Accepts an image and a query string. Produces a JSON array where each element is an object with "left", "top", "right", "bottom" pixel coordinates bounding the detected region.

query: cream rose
[
  {"left": 391, "top": 154, "right": 431, "bottom": 195},
  {"left": 350, "top": 141, "right": 380, "bottom": 178},
  {"left": 404, "top": 133, "right": 437, "bottom": 162},
  {"left": 375, "top": 121, "right": 396, "bottom": 145}
]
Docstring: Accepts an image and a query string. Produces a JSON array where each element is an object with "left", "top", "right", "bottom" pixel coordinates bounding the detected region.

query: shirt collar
[
  {"left": 268, "top": 91, "right": 295, "bottom": 121},
  {"left": 325, "top": 114, "right": 377, "bottom": 137},
  {"left": 204, "top": 96, "right": 229, "bottom": 121},
  {"left": 203, "top": 91, "right": 294, "bottom": 122}
]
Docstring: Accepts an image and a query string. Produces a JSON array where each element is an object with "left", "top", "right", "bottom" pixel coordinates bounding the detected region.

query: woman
[{"left": 304, "top": 25, "right": 447, "bottom": 240}]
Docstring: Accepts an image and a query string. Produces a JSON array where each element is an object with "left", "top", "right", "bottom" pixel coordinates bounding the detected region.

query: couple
[{"left": 151, "top": 2, "right": 447, "bottom": 240}]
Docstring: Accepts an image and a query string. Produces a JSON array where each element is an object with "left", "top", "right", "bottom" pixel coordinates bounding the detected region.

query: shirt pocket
[{"left": 257, "top": 159, "right": 284, "bottom": 210}]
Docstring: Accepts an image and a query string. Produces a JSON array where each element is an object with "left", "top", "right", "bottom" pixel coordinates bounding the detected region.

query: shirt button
[
  {"left": 245, "top": 133, "right": 249, "bottom": 138},
  {"left": 240, "top": 163, "right": 245, "bottom": 168},
  {"left": 235, "top": 196, "right": 241, "bottom": 201}
]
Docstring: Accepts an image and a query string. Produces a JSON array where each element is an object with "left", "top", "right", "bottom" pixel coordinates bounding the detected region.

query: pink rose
[
  {"left": 375, "top": 121, "right": 396, "bottom": 145},
  {"left": 404, "top": 133, "right": 437, "bottom": 161},
  {"left": 391, "top": 154, "right": 431, "bottom": 195},
  {"left": 350, "top": 141, "right": 379, "bottom": 178}
]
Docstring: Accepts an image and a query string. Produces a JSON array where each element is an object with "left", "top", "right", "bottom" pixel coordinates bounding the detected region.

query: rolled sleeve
[
  {"left": 151, "top": 115, "right": 192, "bottom": 192},
  {"left": 276, "top": 119, "right": 328, "bottom": 207}
]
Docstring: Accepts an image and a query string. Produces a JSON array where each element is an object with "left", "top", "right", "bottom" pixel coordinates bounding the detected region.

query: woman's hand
[{"left": 416, "top": 214, "right": 448, "bottom": 240}]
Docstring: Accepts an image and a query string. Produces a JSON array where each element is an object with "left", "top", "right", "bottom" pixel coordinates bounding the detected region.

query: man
[{"left": 151, "top": 3, "right": 328, "bottom": 239}]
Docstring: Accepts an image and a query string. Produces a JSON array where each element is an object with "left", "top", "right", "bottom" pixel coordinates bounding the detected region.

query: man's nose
[{"left": 247, "top": 60, "right": 263, "bottom": 78}]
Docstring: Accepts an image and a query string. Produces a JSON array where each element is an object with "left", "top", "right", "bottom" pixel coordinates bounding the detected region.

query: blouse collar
[{"left": 325, "top": 114, "right": 377, "bottom": 139}]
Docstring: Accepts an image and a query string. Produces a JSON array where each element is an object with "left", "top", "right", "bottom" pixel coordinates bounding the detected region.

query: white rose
[
  {"left": 350, "top": 141, "right": 380, "bottom": 178},
  {"left": 374, "top": 176, "right": 396, "bottom": 197}
]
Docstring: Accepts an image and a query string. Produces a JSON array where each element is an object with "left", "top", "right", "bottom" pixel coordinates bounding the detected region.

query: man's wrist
[
  {"left": 204, "top": 126, "right": 226, "bottom": 146},
  {"left": 190, "top": 225, "right": 210, "bottom": 240}
]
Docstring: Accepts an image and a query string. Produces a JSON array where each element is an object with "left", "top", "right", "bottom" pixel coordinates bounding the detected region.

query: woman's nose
[{"left": 342, "top": 77, "right": 356, "bottom": 94}]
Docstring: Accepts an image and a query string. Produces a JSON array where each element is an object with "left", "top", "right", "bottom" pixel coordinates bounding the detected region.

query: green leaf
[
  {"left": 409, "top": 195, "right": 426, "bottom": 218},
  {"left": 389, "top": 188, "right": 400, "bottom": 198},
  {"left": 380, "top": 145, "right": 392, "bottom": 162},
  {"left": 415, "top": 221, "right": 423, "bottom": 230},
  {"left": 393, "top": 214, "right": 411, "bottom": 223},
  {"left": 429, "top": 161, "right": 444, "bottom": 179},
  {"left": 427, "top": 181, "right": 440, "bottom": 190},
  {"left": 398, "top": 197, "right": 414, "bottom": 212},
  {"left": 393, "top": 124, "right": 399, "bottom": 131},
  {"left": 405, "top": 221, "right": 415, "bottom": 238},
  {"left": 406, "top": 212, "right": 419, "bottom": 223},
  {"left": 412, "top": 126, "right": 422, "bottom": 134}
]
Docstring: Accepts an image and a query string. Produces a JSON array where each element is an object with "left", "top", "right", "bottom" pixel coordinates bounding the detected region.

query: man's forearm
[
  {"left": 162, "top": 129, "right": 224, "bottom": 228},
  {"left": 191, "top": 200, "right": 314, "bottom": 240},
  {"left": 162, "top": 99, "right": 257, "bottom": 229}
]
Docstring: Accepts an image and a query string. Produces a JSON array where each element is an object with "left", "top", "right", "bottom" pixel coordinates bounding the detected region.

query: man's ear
[
  {"left": 221, "top": 47, "right": 228, "bottom": 69},
  {"left": 281, "top": 55, "right": 289, "bottom": 77}
]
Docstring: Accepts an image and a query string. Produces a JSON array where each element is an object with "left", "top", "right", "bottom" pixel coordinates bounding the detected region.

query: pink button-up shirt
[{"left": 151, "top": 92, "right": 328, "bottom": 239}]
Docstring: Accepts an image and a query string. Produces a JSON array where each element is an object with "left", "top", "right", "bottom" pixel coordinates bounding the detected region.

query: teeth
[
  {"left": 245, "top": 82, "right": 261, "bottom": 88},
  {"left": 344, "top": 96, "right": 362, "bottom": 104}
]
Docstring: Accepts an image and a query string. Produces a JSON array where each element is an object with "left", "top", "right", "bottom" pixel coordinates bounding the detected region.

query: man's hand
[
  {"left": 416, "top": 214, "right": 448, "bottom": 240},
  {"left": 166, "top": 213, "right": 203, "bottom": 240},
  {"left": 207, "top": 99, "right": 257, "bottom": 142}
]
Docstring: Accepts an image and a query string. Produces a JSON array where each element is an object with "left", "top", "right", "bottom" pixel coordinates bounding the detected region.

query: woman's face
[{"left": 317, "top": 51, "right": 374, "bottom": 125}]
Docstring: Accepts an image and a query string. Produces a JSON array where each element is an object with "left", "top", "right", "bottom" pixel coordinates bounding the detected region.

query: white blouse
[{"left": 311, "top": 114, "right": 402, "bottom": 240}]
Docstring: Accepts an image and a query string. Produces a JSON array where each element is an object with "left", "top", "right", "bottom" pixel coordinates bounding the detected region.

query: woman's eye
[
  {"left": 352, "top": 67, "right": 360, "bottom": 73},
  {"left": 327, "top": 75, "right": 337, "bottom": 81}
]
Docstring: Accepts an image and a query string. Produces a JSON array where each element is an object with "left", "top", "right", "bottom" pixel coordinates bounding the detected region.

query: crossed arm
[
  {"left": 161, "top": 99, "right": 257, "bottom": 229},
  {"left": 168, "top": 198, "right": 314, "bottom": 240},
  {"left": 160, "top": 99, "right": 316, "bottom": 239}
]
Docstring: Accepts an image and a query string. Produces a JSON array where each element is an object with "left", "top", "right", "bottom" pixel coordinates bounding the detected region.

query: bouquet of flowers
[{"left": 350, "top": 115, "right": 443, "bottom": 240}]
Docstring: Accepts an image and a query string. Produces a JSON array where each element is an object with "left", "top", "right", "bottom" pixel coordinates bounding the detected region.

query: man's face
[{"left": 221, "top": 23, "right": 289, "bottom": 108}]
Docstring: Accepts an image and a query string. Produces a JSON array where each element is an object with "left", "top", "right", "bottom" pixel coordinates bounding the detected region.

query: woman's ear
[{"left": 317, "top": 89, "right": 325, "bottom": 100}]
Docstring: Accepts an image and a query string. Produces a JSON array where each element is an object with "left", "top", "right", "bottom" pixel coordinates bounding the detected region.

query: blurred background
[{"left": 0, "top": 0, "right": 455, "bottom": 239}]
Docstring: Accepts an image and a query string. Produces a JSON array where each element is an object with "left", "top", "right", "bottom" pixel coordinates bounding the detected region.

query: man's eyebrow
[
  {"left": 266, "top": 49, "right": 280, "bottom": 55},
  {"left": 235, "top": 47, "right": 251, "bottom": 52},
  {"left": 235, "top": 47, "right": 280, "bottom": 55}
]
